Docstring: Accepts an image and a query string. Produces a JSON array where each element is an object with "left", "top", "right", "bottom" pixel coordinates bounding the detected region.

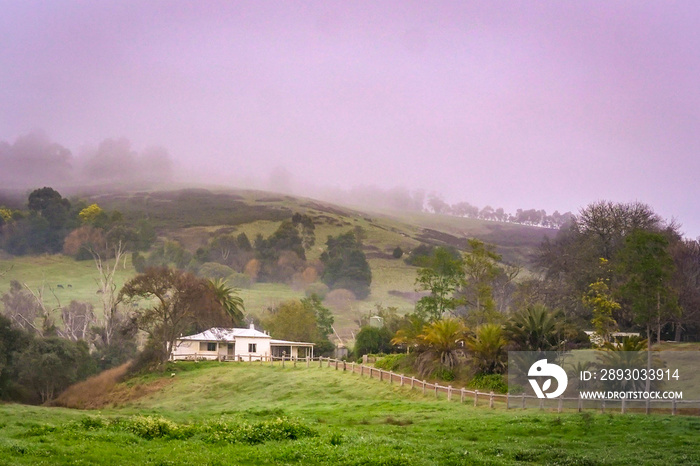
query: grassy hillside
[
  {"left": 0, "top": 187, "right": 554, "bottom": 342},
  {"left": 0, "top": 362, "right": 698, "bottom": 465}
]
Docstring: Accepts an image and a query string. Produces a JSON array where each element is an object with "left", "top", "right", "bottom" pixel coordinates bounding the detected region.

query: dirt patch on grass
[{"left": 51, "top": 363, "right": 174, "bottom": 409}]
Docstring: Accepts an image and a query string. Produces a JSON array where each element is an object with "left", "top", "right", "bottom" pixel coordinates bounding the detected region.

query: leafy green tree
[
  {"left": 354, "top": 326, "right": 393, "bottom": 356},
  {"left": 415, "top": 247, "right": 464, "bottom": 321},
  {"left": 460, "top": 239, "right": 503, "bottom": 326},
  {"left": 120, "top": 267, "right": 232, "bottom": 364},
  {"left": 320, "top": 231, "right": 372, "bottom": 299},
  {"left": 16, "top": 337, "right": 95, "bottom": 403},
  {"left": 264, "top": 300, "right": 320, "bottom": 343},
  {"left": 582, "top": 278, "right": 619, "bottom": 344},
  {"left": 392, "top": 246, "right": 404, "bottom": 259},
  {"left": 616, "top": 229, "right": 678, "bottom": 349},
  {"left": 301, "top": 294, "right": 335, "bottom": 355},
  {"left": 0, "top": 314, "right": 31, "bottom": 400},
  {"left": 292, "top": 213, "right": 316, "bottom": 250}
]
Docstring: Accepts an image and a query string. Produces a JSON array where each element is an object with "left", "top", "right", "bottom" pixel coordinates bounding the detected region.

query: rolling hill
[{"left": 0, "top": 186, "right": 555, "bottom": 342}]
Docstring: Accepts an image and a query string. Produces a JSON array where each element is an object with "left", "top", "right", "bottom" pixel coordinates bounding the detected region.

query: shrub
[
  {"left": 467, "top": 373, "right": 508, "bottom": 393},
  {"left": 374, "top": 353, "right": 408, "bottom": 372}
]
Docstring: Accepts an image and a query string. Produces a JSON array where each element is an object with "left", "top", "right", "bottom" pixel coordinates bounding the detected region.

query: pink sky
[{"left": 2, "top": 1, "right": 699, "bottom": 236}]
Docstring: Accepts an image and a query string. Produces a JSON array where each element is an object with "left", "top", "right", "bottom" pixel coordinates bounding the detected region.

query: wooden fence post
[
  {"left": 539, "top": 398, "right": 544, "bottom": 410},
  {"left": 557, "top": 398, "right": 563, "bottom": 413},
  {"left": 422, "top": 380, "right": 426, "bottom": 395},
  {"left": 621, "top": 398, "right": 627, "bottom": 414},
  {"left": 379, "top": 369, "right": 383, "bottom": 382},
  {"left": 447, "top": 386, "right": 452, "bottom": 401},
  {"left": 327, "top": 358, "right": 331, "bottom": 368},
  {"left": 411, "top": 377, "right": 415, "bottom": 390},
  {"left": 600, "top": 399, "right": 605, "bottom": 413},
  {"left": 343, "top": 361, "right": 346, "bottom": 371},
  {"left": 435, "top": 383, "right": 439, "bottom": 398},
  {"left": 360, "top": 365, "right": 364, "bottom": 377},
  {"left": 506, "top": 393, "right": 510, "bottom": 410},
  {"left": 578, "top": 394, "right": 582, "bottom": 412},
  {"left": 270, "top": 355, "right": 274, "bottom": 366},
  {"left": 400, "top": 374, "right": 404, "bottom": 387},
  {"left": 389, "top": 371, "right": 393, "bottom": 384},
  {"left": 293, "top": 357, "right": 297, "bottom": 368},
  {"left": 489, "top": 391, "right": 494, "bottom": 409},
  {"left": 672, "top": 398, "right": 677, "bottom": 416},
  {"left": 306, "top": 355, "right": 310, "bottom": 368},
  {"left": 522, "top": 393, "right": 526, "bottom": 409},
  {"left": 474, "top": 390, "right": 479, "bottom": 407},
  {"left": 249, "top": 354, "right": 252, "bottom": 362},
  {"left": 335, "top": 359, "right": 339, "bottom": 370},
  {"left": 282, "top": 356, "right": 285, "bottom": 368},
  {"left": 319, "top": 357, "right": 323, "bottom": 368},
  {"left": 461, "top": 388, "right": 465, "bottom": 403}
]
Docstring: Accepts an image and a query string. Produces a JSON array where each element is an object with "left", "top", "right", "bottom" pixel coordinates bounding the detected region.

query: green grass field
[{"left": 1, "top": 362, "right": 698, "bottom": 465}]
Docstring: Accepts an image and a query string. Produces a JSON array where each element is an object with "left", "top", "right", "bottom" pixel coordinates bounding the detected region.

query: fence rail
[{"left": 171, "top": 355, "right": 699, "bottom": 416}]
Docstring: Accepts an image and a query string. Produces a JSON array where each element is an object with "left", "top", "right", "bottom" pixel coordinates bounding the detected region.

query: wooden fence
[{"left": 173, "top": 355, "right": 699, "bottom": 416}]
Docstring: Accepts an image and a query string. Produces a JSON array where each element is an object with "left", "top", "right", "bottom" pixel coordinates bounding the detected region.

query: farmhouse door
[{"left": 227, "top": 344, "right": 234, "bottom": 356}]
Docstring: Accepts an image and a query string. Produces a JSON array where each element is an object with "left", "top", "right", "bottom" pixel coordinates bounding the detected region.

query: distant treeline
[{"left": 324, "top": 186, "right": 573, "bottom": 229}]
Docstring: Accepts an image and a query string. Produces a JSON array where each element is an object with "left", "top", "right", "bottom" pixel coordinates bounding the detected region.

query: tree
[
  {"left": 414, "top": 247, "right": 464, "bottom": 321},
  {"left": 392, "top": 246, "right": 404, "bottom": 259},
  {"left": 582, "top": 278, "right": 619, "bottom": 344},
  {"left": 16, "top": 337, "right": 94, "bottom": 403},
  {"left": 320, "top": 231, "right": 372, "bottom": 299},
  {"left": 58, "top": 301, "right": 95, "bottom": 342},
  {"left": 466, "top": 324, "right": 507, "bottom": 375},
  {"left": 459, "top": 239, "right": 504, "bottom": 325},
  {"left": 208, "top": 278, "right": 245, "bottom": 327},
  {"left": 415, "top": 318, "right": 468, "bottom": 378},
  {"left": 505, "top": 304, "right": 563, "bottom": 352},
  {"left": 0, "top": 314, "right": 31, "bottom": 399},
  {"left": 1, "top": 280, "right": 44, "bottom": 334},
  {"left": 354, "top": 326, "right": 393, "bottom": 356},
  {"left": 616, "top": 230, "right": 678, "bottom": 349},
  {"left": 119, "top": 267, "right": 232, "bottom": 364},
  {"left": 292, "top": 213, "right": 316, "bottom": 250},
  {"left": 78, "top": 203, "right": 105, "bottom": 225},
  {"left": 264, "top": 300, "right": 320, "bottom": 343}
]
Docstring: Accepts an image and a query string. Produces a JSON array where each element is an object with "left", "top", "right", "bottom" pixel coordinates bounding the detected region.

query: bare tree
[
  {"left": 1, "top": 280, "right": 60, "bottom": 335},
  {"left": 59, "top": 300, "right": 96, "bottom": 341}
]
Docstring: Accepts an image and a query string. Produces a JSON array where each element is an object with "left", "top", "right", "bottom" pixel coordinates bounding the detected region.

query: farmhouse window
[
  {"left": 200, "top": 342, "right": 217, "bottom": 351},
  {"left": 248, "top": 343, "right": 257, "bottom": 353}
]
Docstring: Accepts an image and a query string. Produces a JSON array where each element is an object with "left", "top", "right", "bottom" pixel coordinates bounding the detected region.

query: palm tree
[
  {"left": 505, "top": 304, "right": 563, "bottom": 352},
  {"left": 466, "top": 324, "right": 507, "bottom": 374},
  {"left": 208, "top": 279, "right": 245, "bottom": 326},
  {"left": 391, "top": 315, "right": 426, "bottom": 353},
  {"left": 416, "top": 318, "right": 468, "bottom": 377}
]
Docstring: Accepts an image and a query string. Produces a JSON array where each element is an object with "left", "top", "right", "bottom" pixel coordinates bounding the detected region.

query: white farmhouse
[{"left": 171, "top": 324, "right": 314, "bottom": 361}]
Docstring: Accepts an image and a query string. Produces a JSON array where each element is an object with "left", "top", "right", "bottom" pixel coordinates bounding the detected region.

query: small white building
[{"left": 171, "top": 325, "right": 314, "bottom": 361}]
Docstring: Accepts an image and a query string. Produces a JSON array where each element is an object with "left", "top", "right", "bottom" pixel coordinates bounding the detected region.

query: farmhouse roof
[{"left": 179, "top": 326, "right": 269, "bottom": 341}]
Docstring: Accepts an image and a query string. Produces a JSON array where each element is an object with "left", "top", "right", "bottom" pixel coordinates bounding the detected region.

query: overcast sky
[{"left": 2, "top": 1, "right": 699, "bottom": 237}]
